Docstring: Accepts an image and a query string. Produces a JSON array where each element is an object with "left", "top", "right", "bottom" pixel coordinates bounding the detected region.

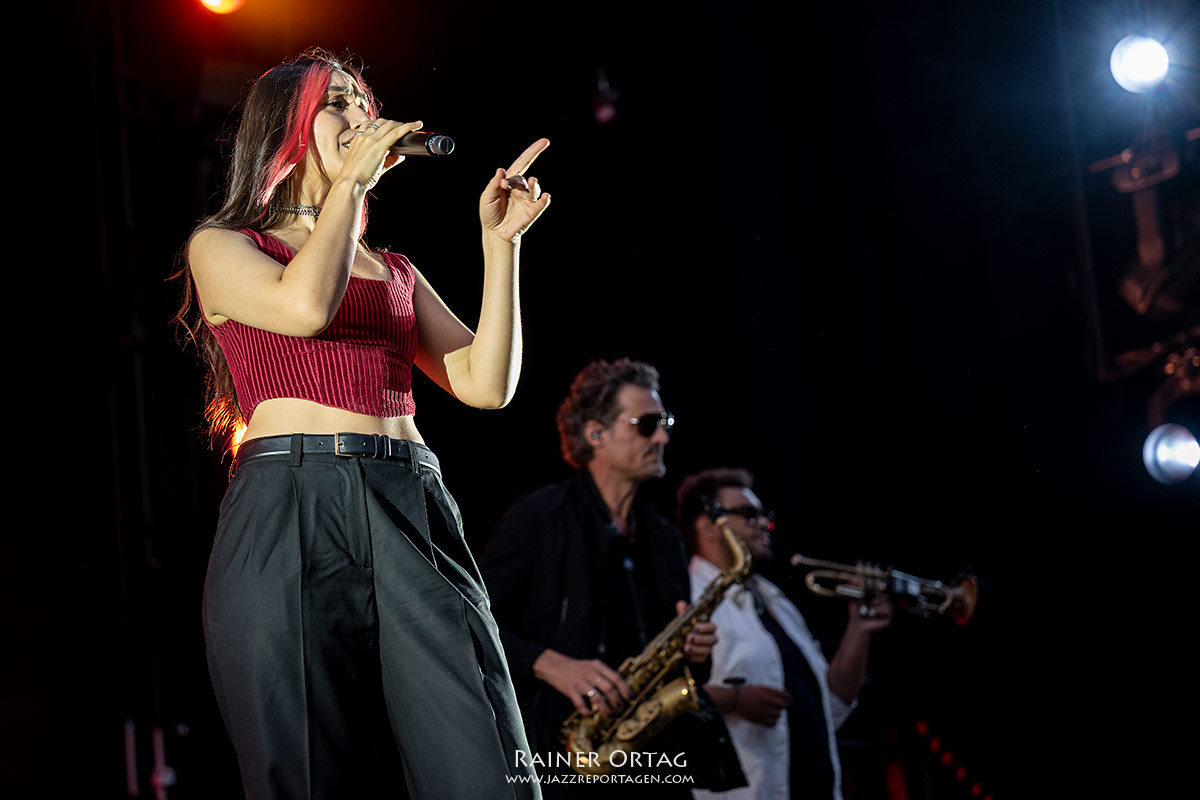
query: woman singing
[{"left": 175, "top": 50, "right": 549, "bottom": 799}]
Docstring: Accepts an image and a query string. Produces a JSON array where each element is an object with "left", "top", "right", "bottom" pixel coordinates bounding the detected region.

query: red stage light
[
  {"left": 883, "top": 759, "right": 909, "bottom": 800},
  {"left": 201, "top": 0, "right": 246, "bottom": 14}
]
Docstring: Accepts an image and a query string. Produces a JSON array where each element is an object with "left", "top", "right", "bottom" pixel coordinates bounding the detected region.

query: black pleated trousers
[{"left": 203, "top": 442, "right": 540, "bottom": 799}]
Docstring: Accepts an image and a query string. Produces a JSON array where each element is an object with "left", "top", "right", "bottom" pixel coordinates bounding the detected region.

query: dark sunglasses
[
  {"left": 717, "top": 504, "right": 775, "bottom": 530},
  {"left": 627, "top": 411, "right": 675, "bottom": 437}
]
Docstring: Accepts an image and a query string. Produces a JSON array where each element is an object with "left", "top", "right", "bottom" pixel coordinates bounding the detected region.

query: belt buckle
[{"left": 333, "top": 433, "right": 362, "bottom": 457}]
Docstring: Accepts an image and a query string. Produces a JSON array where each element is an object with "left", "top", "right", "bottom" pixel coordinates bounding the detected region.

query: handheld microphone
[{"left": 391, "top": 131, "right": 455, "bottom": 157}]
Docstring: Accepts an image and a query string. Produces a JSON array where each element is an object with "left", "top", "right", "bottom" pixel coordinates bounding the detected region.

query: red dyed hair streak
[{"left": 258, "top": 62, "right": 329, "bottom": 205}]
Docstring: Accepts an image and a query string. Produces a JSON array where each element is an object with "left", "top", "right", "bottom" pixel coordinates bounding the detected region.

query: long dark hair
[{"left": 173, "top": 49, "right": 378, "bottom": 442}]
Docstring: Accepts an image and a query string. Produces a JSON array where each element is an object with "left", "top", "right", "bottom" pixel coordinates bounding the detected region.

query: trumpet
[{"left": 789, "top": 554, "right": 979, "bottom": 625}]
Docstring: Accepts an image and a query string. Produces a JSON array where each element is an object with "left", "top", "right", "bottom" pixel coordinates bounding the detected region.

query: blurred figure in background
[{"left": 677, "top": 468, "right": 892, "bottom": 800}]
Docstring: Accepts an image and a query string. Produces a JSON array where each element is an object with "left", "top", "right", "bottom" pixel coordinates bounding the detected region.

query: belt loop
[
  {"left": 289, "top": 433, "right": 304, "bottom": 467},
  {"left": 407, "top": 440, "right": 420, "bottom": 475}
]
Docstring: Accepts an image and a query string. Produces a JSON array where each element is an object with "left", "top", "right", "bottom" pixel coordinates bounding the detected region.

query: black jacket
[{"left": 480, "top": 472, "right": 745, "bottom": 792}]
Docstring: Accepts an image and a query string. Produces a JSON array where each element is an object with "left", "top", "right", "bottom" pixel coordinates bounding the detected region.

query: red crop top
[{"left": 204, "top": 229, "right": 418, "bottom": 423}]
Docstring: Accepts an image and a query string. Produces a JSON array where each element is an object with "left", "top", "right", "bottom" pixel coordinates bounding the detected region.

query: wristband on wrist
[{"left": 721, "top": 677, "right": 746, "bottom": 714}]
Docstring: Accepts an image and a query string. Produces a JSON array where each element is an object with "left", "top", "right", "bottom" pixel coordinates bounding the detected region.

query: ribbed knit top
[{"left": 204, "top": 229, "right": 418, "bottom": 423}]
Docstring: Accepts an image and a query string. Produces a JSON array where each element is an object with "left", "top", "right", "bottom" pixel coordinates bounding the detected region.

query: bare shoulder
[
  {"left": 188, "top": 228, "right": 291, "bottom": 326},
  {"left": 188, "top": 227, "right": 262, "bottom": 271},
  {"left": 188, "top": 227, "right": 286, "bottom": 293}
]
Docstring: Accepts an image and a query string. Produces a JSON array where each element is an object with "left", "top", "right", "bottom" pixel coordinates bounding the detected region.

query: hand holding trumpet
[
  {"left": 790, "top": 554, "right": 979, "bottom": 625},
  {"left": 846, "top": 564, "right": 895, "bottom": 634}
]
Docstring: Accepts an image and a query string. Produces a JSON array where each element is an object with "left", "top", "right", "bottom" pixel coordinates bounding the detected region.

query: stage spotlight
[
  {"left": 200, "top": 0, "right": 245, "bottom": 14},
  {"left": 1110, "top": 35, "right": 1169, "bottom": 93},
  {"left": 1142, "top": 423, "right": 1200, "bottom": 484}
]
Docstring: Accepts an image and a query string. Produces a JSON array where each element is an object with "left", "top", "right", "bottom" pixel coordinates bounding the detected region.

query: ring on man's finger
[
  {"left": 368, "top": 123, "right": 380, "bottom": 130},
  {"left": 586, "top": 689, "right": 596, "bottom": 697}
]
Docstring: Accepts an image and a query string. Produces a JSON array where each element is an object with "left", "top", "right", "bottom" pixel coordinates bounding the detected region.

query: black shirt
[
  {"left": 753, "top": 585, "right": 836, "bottom": 798},
  {"left": 597, "top": 520, "right": 667, "bottom": 666}
]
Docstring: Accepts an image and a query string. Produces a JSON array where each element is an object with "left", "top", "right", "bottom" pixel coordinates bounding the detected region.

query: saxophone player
[
  {"left": 480, "top": 359, "right": 744, "bottom": 797},
  {"left": 676, "top": 469, "right": 893, "bottom": 800}
]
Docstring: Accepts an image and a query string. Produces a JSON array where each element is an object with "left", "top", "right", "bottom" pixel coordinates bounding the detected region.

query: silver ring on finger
[
  {"left": 586, "top": 689, "right": 596, "bottom": 698},
  {"left": 368, "top": 122, "right": 380, "bottom": 130}
]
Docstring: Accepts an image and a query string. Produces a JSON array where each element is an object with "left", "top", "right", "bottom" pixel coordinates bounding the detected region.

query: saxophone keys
[{"left": 615, "top": 698, "right": 663, "bottom": 740}]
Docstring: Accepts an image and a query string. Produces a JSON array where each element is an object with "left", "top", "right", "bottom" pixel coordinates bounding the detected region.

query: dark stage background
[{"left": 9, "top": 0, "right": 1199, "bottom": 797}]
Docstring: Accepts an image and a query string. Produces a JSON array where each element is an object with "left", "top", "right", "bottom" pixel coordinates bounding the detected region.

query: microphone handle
[{"left": 390, "top": 131, "right": 455, "bottom": 157}]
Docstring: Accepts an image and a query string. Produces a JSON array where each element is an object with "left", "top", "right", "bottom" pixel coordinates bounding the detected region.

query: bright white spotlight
[
  {"left": 1110, "top": 35, "right": 1169, "bottom": 93},
  {"left": 1143, "top": 423, "right": 1200, "bottom": 484}
]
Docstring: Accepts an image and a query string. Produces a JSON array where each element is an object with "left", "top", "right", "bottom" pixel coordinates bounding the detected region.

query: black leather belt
[{"left": 235, "top": 433, "right": 440, "bottom": 475}]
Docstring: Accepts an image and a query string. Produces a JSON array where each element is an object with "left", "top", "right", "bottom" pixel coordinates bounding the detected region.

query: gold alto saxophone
[{"left": 560, "top": 515, "right": 750, "bottom": 776}]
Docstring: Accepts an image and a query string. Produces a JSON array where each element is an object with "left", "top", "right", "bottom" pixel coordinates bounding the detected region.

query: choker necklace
[{"left": 270, "top": 203, "right": 321, "bottom": 219}]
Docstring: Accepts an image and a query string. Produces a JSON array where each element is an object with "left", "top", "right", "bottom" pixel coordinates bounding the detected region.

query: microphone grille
[{"left": 426, "top": 134, "right": 455, "bottom": 156}]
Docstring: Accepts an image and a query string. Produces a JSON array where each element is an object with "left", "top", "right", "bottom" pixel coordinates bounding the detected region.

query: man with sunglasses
[
  {"left": 480, "top": 359, "right": 743, "bottom": 797},
  {"left": 676, "top": 468, "right": 892, "bottom": 800}
]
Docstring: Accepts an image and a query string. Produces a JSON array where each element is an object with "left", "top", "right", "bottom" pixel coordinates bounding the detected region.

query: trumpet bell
[{"left": 950, "top": 573, "right": 979, "bottom": 626}]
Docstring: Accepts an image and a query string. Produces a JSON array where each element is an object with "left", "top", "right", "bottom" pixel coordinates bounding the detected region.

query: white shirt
[{"left": 689, "top": 556, "right": 854, "bottom": 800}]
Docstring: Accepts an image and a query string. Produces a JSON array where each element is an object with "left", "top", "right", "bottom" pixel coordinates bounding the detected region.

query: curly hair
[
  {"left": 556, "top": 359, "right": 661, "bottom": 469},
  {"left": 674, "top": 467, "right": 755, "bottom": 555}
]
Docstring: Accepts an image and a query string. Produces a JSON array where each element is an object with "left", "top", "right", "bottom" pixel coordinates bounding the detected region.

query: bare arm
[
  {"left": 413, "top": 140, "right": 551, "bottom": 409},
  {"left": 410, "top": 234, "right": 521, "bottom": 408},
  {"left": 705, "top": 684, "right": 792, "bottom": 726},
  {"left": 826, "top": 594, "right": 892, "bottom": 704}
]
